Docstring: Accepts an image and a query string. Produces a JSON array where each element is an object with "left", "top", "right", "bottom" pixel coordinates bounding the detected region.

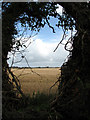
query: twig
[
  {"left": 46, "top": 17, "right": 55, "bottom": 33},
  {"left": 49, "top": 78, "right": 60, "bottom": 94},
  {"left": 53, "top": 31, "right": 66, "bottom": 52},
  {"left": 18, "top": 51, "right": 42, "bottom": 78}
]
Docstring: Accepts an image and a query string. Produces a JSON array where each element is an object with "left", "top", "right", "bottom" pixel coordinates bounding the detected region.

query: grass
[
  {"left": 3, "top": 92, "right": 56, "bottom": 120},
  {"left": 11, "top": 67, "right": 60, "bottom": 96}
]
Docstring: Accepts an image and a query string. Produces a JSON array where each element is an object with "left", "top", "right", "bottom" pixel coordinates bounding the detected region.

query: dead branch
[
  {"left": 7, "top": 67, "right": 25, "bottom": 97},
  {"left": 53, "top": 30, "right": 66, "bottom": 52}
]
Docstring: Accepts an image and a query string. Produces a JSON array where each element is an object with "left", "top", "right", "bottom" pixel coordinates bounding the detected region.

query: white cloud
[
  {"left": 34, "top": 39, "right": 50, "bottom": 57},
  {"left": 56, "top": 4, "right": 63, "bottom": 15},
  {"left": 7, "top": 38, "right": 69, "bottom": 67}
]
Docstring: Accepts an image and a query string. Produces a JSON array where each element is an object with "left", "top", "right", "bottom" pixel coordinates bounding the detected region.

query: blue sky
[
  {"left": 37, "top": 18, "right": 63, "bottom": 43},
  {"left": 7, "top": 5, "right": 72, "bottom": 67}
]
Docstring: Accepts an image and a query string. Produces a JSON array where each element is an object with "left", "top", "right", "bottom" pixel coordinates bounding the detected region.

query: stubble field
[{"left": 11, "top": 67, "right": 60, "bottom": 96}]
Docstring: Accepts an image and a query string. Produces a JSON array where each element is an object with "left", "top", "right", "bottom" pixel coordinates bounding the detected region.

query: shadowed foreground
[
  {"left": 3, "top": 68, "right": 60, "bottom": 119},
  {"left": 3, "top": 93, "right": 56, "bottom": 120}
]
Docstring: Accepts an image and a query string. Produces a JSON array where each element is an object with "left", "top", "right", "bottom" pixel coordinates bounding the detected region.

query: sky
[{"left": 7, "top": 5, "right": 73, "bottom": 68}]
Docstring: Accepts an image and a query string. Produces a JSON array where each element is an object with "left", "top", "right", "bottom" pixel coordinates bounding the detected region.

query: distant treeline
[{"left": 10, "top": 66, "right": 60, "bottom": 69}]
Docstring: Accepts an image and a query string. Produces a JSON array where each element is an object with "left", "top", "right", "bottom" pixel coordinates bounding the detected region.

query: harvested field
[{"left": 11, "top": 68, "right": 61, "bottom": 96}]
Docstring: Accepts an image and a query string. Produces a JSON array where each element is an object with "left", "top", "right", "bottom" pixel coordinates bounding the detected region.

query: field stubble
[{"left": 11, "top": 68, "right": 61, "bottom": 96}]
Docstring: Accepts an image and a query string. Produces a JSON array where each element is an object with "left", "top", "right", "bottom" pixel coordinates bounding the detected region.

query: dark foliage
[
  {"left": 50, "top": 3, "right": 90, "bottom": 120},
  {"left": 2, "top": 2, "right": 90, "bottom": 120}
]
